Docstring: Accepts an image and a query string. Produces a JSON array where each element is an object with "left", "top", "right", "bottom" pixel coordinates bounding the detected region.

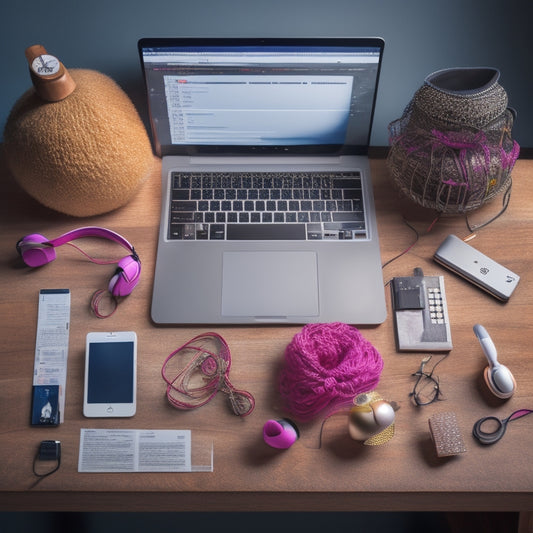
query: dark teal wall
[{"left": 2, "top": 0, "right": 532, "bottom": 147}]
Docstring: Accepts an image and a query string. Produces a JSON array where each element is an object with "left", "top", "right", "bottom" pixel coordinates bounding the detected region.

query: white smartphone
[{"left": 83, "top": 331, "right": 137, "bottom": 417}]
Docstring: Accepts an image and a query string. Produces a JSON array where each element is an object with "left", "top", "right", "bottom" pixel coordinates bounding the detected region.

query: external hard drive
[{"left": 434, "top": 235, "right": 519, "bottom": 302}]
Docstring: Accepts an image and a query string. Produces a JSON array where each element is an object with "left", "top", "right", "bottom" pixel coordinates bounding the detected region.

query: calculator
[{"left": 391, "top": 268, "right": 453, "bottom": 351}]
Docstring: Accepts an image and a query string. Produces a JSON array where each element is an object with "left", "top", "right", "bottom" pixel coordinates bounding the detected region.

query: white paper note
[{"left": 78, "top": 429, "right": 192, "bottom": 472}]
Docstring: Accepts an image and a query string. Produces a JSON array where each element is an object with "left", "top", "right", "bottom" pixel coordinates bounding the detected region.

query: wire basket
[{"left": 387, "top": 68, "right": 520, "bottom": 214}]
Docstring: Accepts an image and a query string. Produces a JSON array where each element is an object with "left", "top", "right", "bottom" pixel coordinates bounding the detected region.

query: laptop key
[
  {"left": 172, "top": 189, "right": 190, "bottom": 200},
  {"left": 169, "top": 224, "right": 184, "bottom": 239},
  {"left": 210, "top": 225, "right": 225, "bottom": 239},
  {"left": 324, "top": 222, "right": 366, "bottom": 231},
  {"left": 172, "top": 200, "right": 196, "bottom": 212},
  {"left": 333, "top": 178, "right": 361, "bottom": 189},
  {"left": 196, "top": 225, "right": 209, "bottom": 240},
  {"left": 227, "top": 223, "right": 306, "bottom": 240},
  {"left": 332, "top": 212, "right": 365, "bottom": 222},
  {"left": 171, "top": 212, "right": 195, "bottom": 223},
  {"left": 343, "top": 188, "right": 363, "bottom": 200}
]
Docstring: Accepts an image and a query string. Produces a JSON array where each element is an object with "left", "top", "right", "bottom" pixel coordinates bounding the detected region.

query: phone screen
[{"left": 87, "top": 341, "right": 135, "bottom": 404}]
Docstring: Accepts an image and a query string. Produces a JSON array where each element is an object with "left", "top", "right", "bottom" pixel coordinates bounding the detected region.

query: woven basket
[{"left": 387, "top": 68, "right": 519, "bottom": 213}]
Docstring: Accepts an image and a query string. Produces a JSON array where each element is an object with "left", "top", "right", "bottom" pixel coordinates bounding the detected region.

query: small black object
[
  {"left": 392, "top": 278, "right": 424, "bottom": 310},
  {"left": 33, "top": 440, "right": 61, "bottom": 477},
  {"left": 410, "top": 354, "right": 448, "bottom": 406},
  {"left": 473, "top": 409, "right": 533, "bottom": 445}
]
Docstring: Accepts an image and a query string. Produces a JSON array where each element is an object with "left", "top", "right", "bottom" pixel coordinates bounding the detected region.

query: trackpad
[{"left": 222, "top": 251, "right": 319, "bottom": 318}]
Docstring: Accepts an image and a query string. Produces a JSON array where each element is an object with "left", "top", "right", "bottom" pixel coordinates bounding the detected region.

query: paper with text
[
  {"left": 78, "top": 429, "right": 192, "bottom": 472},
  {"left": 33, "top": 289, "right": 70, "bottom": 423}
]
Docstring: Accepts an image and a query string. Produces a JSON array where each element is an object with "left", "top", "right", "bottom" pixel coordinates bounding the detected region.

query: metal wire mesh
[{"left": 387, "top": 68, "right": 520, "bottom": 214}]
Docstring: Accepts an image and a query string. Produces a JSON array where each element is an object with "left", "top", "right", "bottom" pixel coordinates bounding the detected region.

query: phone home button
[{"left": 106, "top": 406, "right": 114, "bottom": 414}]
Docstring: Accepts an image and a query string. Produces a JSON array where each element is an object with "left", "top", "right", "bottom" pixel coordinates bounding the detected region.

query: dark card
[{"left": 31, "top": 385, "right": 60, "bottom": 426}]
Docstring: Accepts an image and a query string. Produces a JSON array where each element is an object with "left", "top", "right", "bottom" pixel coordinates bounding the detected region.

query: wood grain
[{"left": 1, "top": 151, "right": 532, "bottom": 514}]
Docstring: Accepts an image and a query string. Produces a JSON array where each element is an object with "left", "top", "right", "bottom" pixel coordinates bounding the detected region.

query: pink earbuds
[{"left": 263, "top": 419, "right": 299, "bottom": 449}]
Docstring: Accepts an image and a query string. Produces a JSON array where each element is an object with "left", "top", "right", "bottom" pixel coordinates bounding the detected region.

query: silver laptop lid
[{"left": 138, "top": 37, "right": 384, "bottom": 158}]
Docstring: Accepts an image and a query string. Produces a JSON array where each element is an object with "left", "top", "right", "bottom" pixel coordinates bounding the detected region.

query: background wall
[{"left": 2, "top": 0, "right": 532, "bottom": 148}]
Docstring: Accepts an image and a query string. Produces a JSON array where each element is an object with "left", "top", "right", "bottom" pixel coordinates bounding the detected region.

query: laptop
[{"left": 138, "top": 37, "right": 387, "bottom": 325}]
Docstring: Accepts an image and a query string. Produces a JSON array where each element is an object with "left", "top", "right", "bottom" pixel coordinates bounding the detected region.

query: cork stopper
[{"left": 25, "top": 44, "right": 76, "bottom": 102}]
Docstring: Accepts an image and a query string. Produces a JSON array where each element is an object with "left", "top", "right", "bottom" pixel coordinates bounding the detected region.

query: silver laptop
[{"left": 138, "top": 37, "right": 387, "bottom": 325}]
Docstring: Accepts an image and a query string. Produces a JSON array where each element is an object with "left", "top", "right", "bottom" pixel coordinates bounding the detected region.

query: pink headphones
[{"left": 17, "top": 226, "right": 141, "bottom": 317}]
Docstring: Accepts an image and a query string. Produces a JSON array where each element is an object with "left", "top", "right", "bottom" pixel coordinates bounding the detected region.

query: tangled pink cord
[
  {"left": 279, "top": 323, "right": 384, "bottom": 421},
  {"left": 161, "top": 333, "right": 255, "bottom": 417}
]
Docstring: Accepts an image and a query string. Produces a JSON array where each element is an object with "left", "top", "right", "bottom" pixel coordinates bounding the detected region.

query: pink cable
[
  {"left": 65, "top": 242, "right": 120, "bottom": 265},
  {"left": 279, "top": 323, "right": 384, "bottom": 421},
  {"left": 63, "top": 241, "right": 121, "bottom": 318},
  {"left": 90, "top": 289, "right": 118, "bottom": 319},
  {"left": 161, "top": 333, "right": 255, "bottom": 417}
]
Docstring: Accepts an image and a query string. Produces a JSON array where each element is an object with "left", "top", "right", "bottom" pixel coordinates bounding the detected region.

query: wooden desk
[{"left": 1, "top": 151, "right": 532, "bottom": 518}]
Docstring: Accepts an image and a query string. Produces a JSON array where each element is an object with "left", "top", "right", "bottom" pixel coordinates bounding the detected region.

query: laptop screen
[{"left": 138, "top": 38, "right": 384, "bottom": 157}]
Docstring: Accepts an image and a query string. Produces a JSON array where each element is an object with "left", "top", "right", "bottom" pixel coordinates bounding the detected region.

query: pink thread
[
  {"left": 431, "top": 130, "right": 491, "bottom": 190},
  {"left": 279, "top": 323, "right": 384, "bottom": 421},
  {"left": 161, "top": 333, "right": 255, "bottom": 417}
]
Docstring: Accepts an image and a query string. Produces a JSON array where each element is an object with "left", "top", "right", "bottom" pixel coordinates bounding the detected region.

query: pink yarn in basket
[{"left": 279, "top": 323, "right": 384, "bottom": 421}]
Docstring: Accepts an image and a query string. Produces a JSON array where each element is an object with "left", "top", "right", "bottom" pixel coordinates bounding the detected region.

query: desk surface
[{"left": 1, "top": 152, "right": 532, "bottom": 513}]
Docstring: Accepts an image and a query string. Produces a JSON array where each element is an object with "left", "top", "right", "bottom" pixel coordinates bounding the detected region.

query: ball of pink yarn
[{"left": 279, "top": 322, "right": 384, "bottom": 421}]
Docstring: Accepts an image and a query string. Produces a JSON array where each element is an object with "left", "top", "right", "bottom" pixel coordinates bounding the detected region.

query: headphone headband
[
  {"left": 17, "top": 226, "right": 141, "bottom": 318},
  {"left": 46, "top": 226, "right": 135, "bottom": 253}
]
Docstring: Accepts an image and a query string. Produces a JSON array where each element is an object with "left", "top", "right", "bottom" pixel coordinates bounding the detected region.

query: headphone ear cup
[
  {"left": 483, "top": 365, "right": 516, "bottom": 399},
  {"left": 108, "top": 255, "right": 141, "bottom": 297},
  {"left": 17, "top": 234, "right": 57, "bottom": 267}
]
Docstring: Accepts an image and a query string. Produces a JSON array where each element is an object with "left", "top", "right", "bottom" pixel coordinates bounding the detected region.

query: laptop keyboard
[{"left": 168, "top": 171, "right": 367, "bottom": 240}]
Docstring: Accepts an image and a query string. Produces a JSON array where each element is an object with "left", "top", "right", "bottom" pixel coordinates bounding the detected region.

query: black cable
[
  {"left": 33, "top": 440, "right": 61, "bottom": 478},
  {"left": 465, "top": 179, "right": 512, "bottom": 232},
  {"left": 381, "top": 216, "right": 421, "bottom": 269}
]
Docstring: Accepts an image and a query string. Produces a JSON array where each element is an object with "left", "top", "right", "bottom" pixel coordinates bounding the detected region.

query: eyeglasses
[{"left": 410, "top": 354, "right": 448, "bottom": 406}]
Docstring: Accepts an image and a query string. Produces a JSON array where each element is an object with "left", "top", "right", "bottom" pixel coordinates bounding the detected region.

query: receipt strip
[{"left": 31, "top": 289, "right": 71, "bottom": 425}]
